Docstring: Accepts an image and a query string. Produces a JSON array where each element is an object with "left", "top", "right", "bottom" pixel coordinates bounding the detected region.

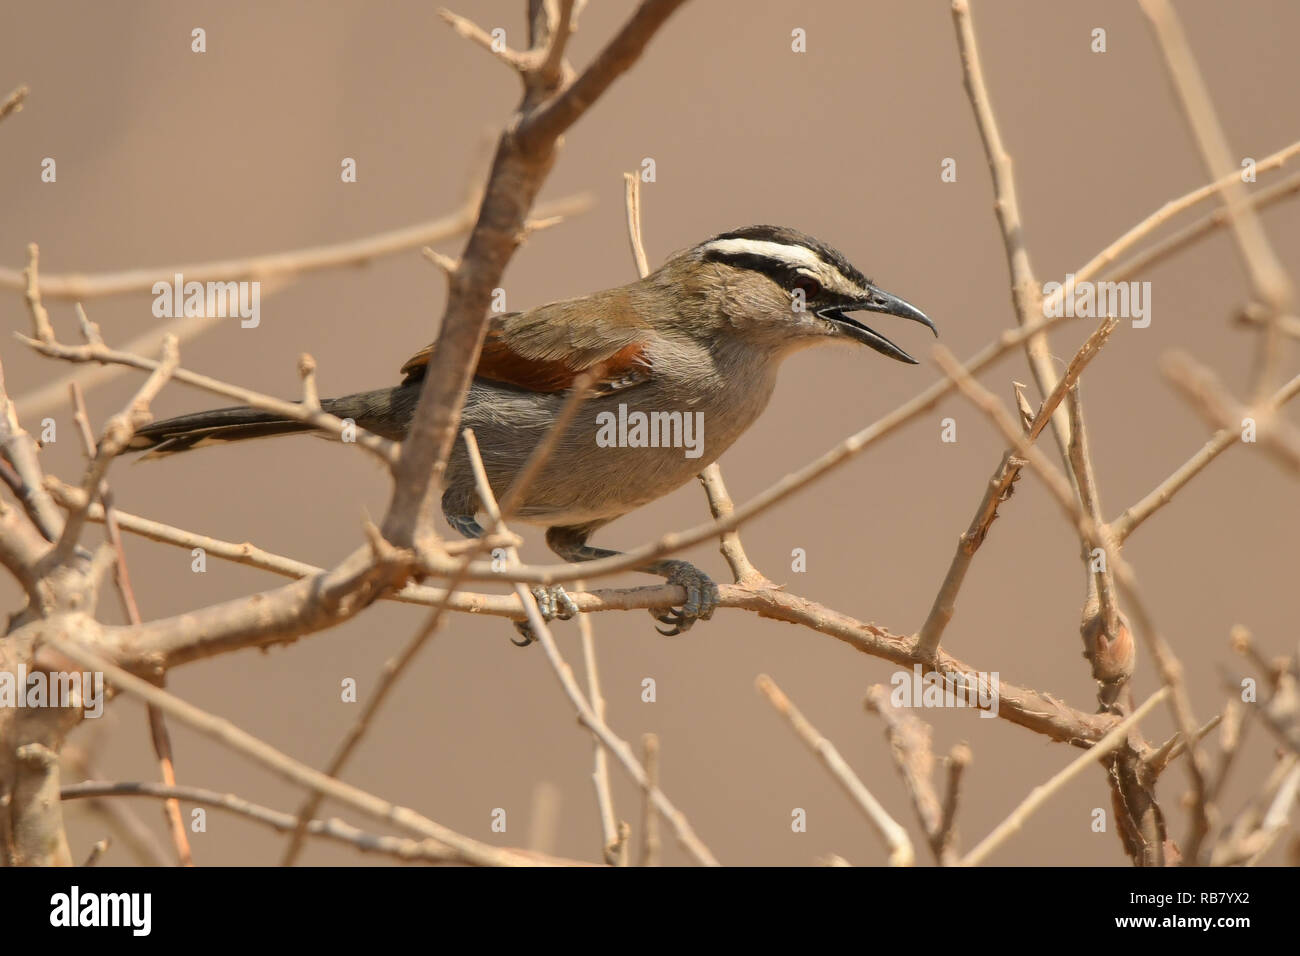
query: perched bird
[{"left": 129, "top": 225, "right": 936, "bottom": 642}]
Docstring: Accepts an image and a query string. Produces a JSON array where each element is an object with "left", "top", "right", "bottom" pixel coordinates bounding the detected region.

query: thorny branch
[{"left": 1, "top": 0, "right": 1296, "bottom": 867}]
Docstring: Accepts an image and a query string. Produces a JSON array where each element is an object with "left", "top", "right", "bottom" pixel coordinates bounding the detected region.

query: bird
[{"left": 127, "top": 225, "right": 936, "bottom": 643}]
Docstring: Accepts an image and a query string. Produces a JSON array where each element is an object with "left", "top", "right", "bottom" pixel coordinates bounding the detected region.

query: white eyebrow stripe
[{"left": 699, "top": 238, "right": 862, "bottom": 291}]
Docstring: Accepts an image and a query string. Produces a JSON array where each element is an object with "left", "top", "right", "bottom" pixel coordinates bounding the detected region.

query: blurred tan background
[{"left": 2, "top": 0, "right": 1298, "bottom": 865}]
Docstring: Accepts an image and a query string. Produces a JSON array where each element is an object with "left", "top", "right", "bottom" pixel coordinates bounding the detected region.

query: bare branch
[
  {"left": 22, "top": 333, "right": 399, "bottom": 469},
  {"left": 961, "top": 688, "right": 1170, "bottom": 866},
  {"left": 61, "top": 781, "right": 587, "bottom": 866},
  {"left": 1162, "top": 351, "right": 1300, "bottom": 476},
  {"left": 520, "top": 0, "right": 689, "bottom": 148},
  {"left": 461, "top": 429, "right": 720, "bottom": 866},
  {"left": 0, "top": 352, "right": 63, "bottom": 546},
  {"left": 0, "top": 192, "right": 589, "bottom": 301},
  {"left": 0, "top": 84, "right": 29, "bottom": 124},
  {"left": 1111, "top": 366, "right": 1300, "bottom": 541},
  {"left": 22, "top": 244, "right": 55, "bottom": 343},
  {"left": 933, "top": 344, "right": 1215, "bottom": 857},
  {"left": 761, "top": 675, "right": 913, "bottom": 866},
  {"left": 637, "top": 733, "right": 660, "bottom": 867},
  {"left": 68, "top": 382, "right": 192, "bottom": 866},
  {"left": 951, "top": 0, "right": 1072, "bottom": 462},
  {"left": 438, "top": 7, "right": 536, "bottom": 71},
  {"left": 938, "top": 744, "right": 972, "bottom": 864},
  {"left": 383, "top": 0, "right": 687, "bottom": 552},
  {"left": 697, "top": 464, "right": 769, "bottom": 587},
  {"left": 622, "top": 171, "right": 650, "bottom": 278},
  {"left": 1139, "top": 0, "right": 1296, "bottom": 395},
  {"left": 53, "top": 335, "right": 179, "bottom": 564},
  {"left": 864, "top": 685, "right": 952, "bottom": 864},
  {"left": 44, "top": 634, "right": 554, "bottom": 867},
  {"left": 577, "top": 589, "right": 623, "bottom": 865},
  {"left": 915, "top": 315, "right": 1119, "bottom": 658}
]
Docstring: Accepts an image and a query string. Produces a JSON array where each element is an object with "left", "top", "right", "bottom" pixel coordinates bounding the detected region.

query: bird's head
[{"left": 663, "top": 224, "right": 937, "bottom": 363}]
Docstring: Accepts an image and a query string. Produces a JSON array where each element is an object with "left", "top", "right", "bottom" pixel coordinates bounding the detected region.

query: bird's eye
[{"left": 792, "top": 275, "right": 821, "bottom": 298}]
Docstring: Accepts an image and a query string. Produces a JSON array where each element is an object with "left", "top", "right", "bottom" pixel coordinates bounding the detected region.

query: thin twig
[
  {"left": 577, "top": 587, "right": 623, "bottom": 865},
  {"left": 438, "top": 7, "right": 537, "bottom": 71},
  {"left": 43, "top": 635, "right": 553, "bottom": 867},
  {"left": 383, "top": 0, "right": 687, "bottom": 553},
  {"left": 298, "top": 354, "right": 320, "bottom": 411},
  {"left": 1161, "top": 351, "right": 1300, "bottom": 475},
  {"left": 0, "top": 194, "right": 590, "bottom": 299},
  {"left": 937, "top": 743, "right": 972, "bottom": 864},
  {"left": 951, "top": 0, "right": 1072, "bottom": 464},
  {"left": 0, "top": 84, "right": 29, "bottom": 124},
  {"left": 623, "top": 171, "right": 650, "bottom": 278},
  {"left": 278, "top": 357, "right": 587, "bottom": 865},
  {"left": 22, "top": 243, "right": 55, "bottom": 343},
  {"left": 697, "top": 464, "right": 768, "bottom": 587},
  {"left": 961, "top": 688, "right": 1170, "bottom": 866},
  {"left": 60, "top": 744, "right": 171, "bottom": 866},
  {"left": 638, "top": 733, "right": 660, "bottom": 867},
  {"left": 760, "top": 675, "right": 914, "bottom": 866},
  {"left": 1147, "top": 713, "right": 1223, "bottom": 777},
  {"left": 1139, "top": 0, "right": 1296, "bottom": 397},
  {"left": 933, "top": 344, "right": 1214, "bottom": 857},
  {"left": 47, "top": 461, "right": 1115, "bottom": 749},
  {"left": 276, "top": 367, "right": 596, "bottom": 863},
  {"left": 61, "top": 781, "right": 587, "bottom": 866},
  {"left": 0, "top": 360, "right": 62, "bottom": 543},
  {"left": 461, "top": 429, "right": 720, "bottom": 866},
  {"left": 1066, "top": 383, "right": 1125, "bottom": 690},
  {"left": 10, "top": 196, "right": 589, "bottom": 422},
  {"left": 22, "top": 333, "right": 399, "bottom": 469},
  {"left": 53, "top": 335, "right": 179, "bottom": 563},
  {"left": 621, "top": 168, "right": 766, "bottom": 587},
  {"left": 81, "top": 838, "right": 110, "bottom": 867},
  {"left": 915, "top": 315, "right": 1119, "bottom": 658},
  {"left": 68, "top": 381, "right": 193, "bottom": 866},
  {"left": 1111, "top": 366, "right": 1300, "bottom": 541},
  {"left": 863, "top": 685, "right": 948, "bottom": 864}
]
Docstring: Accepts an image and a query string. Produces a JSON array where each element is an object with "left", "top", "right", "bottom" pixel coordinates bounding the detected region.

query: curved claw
[
  {"left": 647, "top": 560, "right": 719, "bottom": 637},
  {"left": 510, "top": 585, "right": 577, "bottom": 646}
]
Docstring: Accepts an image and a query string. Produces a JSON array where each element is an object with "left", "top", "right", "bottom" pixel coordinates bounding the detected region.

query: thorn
[
  {"left": 437, "top": 8, "right": 535, "bottom": 71},
  {"left": 299, "top": 353, "right": 320, "bottom": 410},
  {"left": 75, "top": 304, "right": 104, "bottom": 346},
  {"left": 1012, "top": 381, "right": 1034, "bottom": 432},
  {"left": 421, "top": 246, "right": 459, "bottom": 276}
]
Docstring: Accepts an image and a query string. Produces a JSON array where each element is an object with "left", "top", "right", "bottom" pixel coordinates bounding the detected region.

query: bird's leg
[
  {"left": 442, "top": 491, "right": 575, "bottom": 646},
  {"left": 546, "top": 525, "right": 719, "bottom": 636}
]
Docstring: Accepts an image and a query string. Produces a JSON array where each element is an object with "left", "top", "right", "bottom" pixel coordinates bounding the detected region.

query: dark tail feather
[
  {"left": 126, "top": 385, "right": 420, "bottom": 459},
  {"left": 127, "top": 406, "right": 316, "bottom": 459}
]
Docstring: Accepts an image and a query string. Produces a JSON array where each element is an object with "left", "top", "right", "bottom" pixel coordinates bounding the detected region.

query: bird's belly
[
  {"left": 492, "top": 416, "right": 724, "bottom": 526},
  {"left": 450, "top": 376, "right": 774, "bottom": 528},
  {"left": 520, "top": 442, "right": 712, "bottom": 526}
]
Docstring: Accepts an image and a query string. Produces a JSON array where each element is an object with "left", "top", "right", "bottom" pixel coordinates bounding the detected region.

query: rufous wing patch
[
  {"left": 399, "top": 343, "right": 435, "bottom": 379},
  {"left": 399, "top": 330, "right": 650, "bottom": 394}
]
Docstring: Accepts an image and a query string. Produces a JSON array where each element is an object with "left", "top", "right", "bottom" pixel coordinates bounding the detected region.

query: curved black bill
[{"left": 820, "top": 288, "right": 938, "bottom": 364}]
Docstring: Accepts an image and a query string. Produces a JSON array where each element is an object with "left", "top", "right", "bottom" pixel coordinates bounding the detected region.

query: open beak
[{"left": 819, "top": 287, "right": 938, "bottom": 364}]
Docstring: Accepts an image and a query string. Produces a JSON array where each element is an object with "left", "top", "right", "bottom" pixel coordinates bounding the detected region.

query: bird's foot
[
  {"left": 512, "top": 584, "right": 579, "bottom": 646},
  {"left": 649, "top": 560, "right": 719, "bottom": 636}
]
